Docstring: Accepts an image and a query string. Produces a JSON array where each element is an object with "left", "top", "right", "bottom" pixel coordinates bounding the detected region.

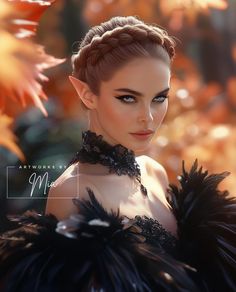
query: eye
[
  {"left": 115, "top": 95, "right": 136, "bottom": 103},
  {"left": 153, "top": 95, "right": 169, "bottom": 103}
]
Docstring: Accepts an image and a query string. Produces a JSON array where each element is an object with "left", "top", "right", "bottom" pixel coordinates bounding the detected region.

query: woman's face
[{"left": 89, "top": 57, "right": 170, "bottom": 153}]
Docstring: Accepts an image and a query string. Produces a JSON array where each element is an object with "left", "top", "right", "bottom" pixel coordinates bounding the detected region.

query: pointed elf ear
[{"left": 69, "top": 76, "right": 97, "bottom": 109}]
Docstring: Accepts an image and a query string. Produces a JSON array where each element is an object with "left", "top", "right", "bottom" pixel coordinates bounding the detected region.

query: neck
[
  {"left": 88, "top": 113, "right": 127, "bottom": 147},
  {"left": 88, "top": 126, "right": 118, "bottom": 148},
  {"left": 68, "top": 130, "right": 148, "bottom": 197}
]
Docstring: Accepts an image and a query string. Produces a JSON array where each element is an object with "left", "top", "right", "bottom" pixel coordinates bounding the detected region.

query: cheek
[
  {"left": 163, "top": 100, "right": 169, "bottom": 116},
  {"left": 153, "top": 102, "right": 168, "bottom": 122},
  {"left": 98, "top": 99, "right": 132, "bottom": 126}
]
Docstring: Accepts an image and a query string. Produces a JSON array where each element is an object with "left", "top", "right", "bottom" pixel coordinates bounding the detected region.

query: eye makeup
[
  {"left": 114, "top": 87, "right": 170, "bottom": 97},
  {"left": 114, "top": 87, "right": 170, "bottom": 104},
  {"left": 114, "top": 94, "right": 169, "bottom": 104}
]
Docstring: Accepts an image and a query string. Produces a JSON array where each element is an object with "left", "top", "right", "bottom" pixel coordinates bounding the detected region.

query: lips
[
  {"left": 131, "top": 130, "right": 154, "bottom": 135},
  {"left": 129, "top": 130, "right": 154, "bottom": 141}
]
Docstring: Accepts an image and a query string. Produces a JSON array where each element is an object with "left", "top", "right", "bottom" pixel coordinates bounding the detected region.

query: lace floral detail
[
  {"left": 68, "top": 130, "right": 148, "bottom": 197},
  {"left": 134, "top": 215, "right": 177, "bottom": 255}
]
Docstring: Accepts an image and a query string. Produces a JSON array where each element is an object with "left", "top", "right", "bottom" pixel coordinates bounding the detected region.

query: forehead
[{"left": 100, "top": 57, "right": 170, "bottom": 92}]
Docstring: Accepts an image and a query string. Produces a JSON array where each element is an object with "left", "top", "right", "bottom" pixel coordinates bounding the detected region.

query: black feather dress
[{"left": 0, "top": 131, "right": 235, "bottom": 292}]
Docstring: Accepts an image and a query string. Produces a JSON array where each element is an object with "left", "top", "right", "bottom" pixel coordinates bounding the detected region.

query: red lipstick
[{"left": 130, "top": 130, "right": 154, "bottom": 140}]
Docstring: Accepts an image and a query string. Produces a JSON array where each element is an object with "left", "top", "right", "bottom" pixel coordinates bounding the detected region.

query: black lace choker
[{"left": 68, "top": 130, "right": 148, "bottom": 197}]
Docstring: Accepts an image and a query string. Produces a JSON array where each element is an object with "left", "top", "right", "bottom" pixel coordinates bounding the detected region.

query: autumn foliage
[{"left": 0, "top": 0, "right": 235, "bottom": 194}]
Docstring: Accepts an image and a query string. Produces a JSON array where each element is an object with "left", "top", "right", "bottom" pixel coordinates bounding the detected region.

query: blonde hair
[{"left": 72, "top": 16, "right": 176, "bottom": 95}]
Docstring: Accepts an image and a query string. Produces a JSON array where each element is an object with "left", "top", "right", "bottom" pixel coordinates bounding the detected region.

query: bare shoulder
[
  {"left": 45, "top": 163, "right": 105, "bottom": 220},
  {"left": 137, "top": 156, "right": 177, "bottom": 235},
  {"left": 137, "top": 155, "right": 169, "bottom": 187},
  {"left": 137, "top": 155, "right": 171, "bottom": 202},
  {"left": 48, "top": 164, "right": 79, "bottom": 196},
  {"left": 45, "top": 164, "right": 80, "bottom": 220}
]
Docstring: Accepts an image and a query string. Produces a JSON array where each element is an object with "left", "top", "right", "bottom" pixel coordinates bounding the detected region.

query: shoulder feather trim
[
  {"left": 168, "top": 160, "right": 236, "bottom": 291},
  {"left": 0, "top": 188, "right": 198, "bottom": 292}
]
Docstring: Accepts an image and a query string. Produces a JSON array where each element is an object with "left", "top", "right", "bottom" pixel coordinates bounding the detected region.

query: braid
[
  {"left": 71, "top": 16, "right": 176, "bottom": 95},
  {"left": 73, "top": 23, "right": 175, "bottom": 69}
]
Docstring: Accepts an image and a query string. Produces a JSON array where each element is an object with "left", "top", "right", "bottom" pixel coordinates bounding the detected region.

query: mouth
[
  {"left": 131, "top": 130, "right": 154, "bottom": 135},
  {"left": 130, "top": 130, "right": 154, "bottom": 140}
]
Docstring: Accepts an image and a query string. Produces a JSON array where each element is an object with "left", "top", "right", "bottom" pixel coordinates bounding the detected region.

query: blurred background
[{"left": 0, "top": 0, "right": 235, "bottom": 224}]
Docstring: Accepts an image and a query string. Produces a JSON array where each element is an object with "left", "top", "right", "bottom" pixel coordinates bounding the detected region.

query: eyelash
[{"left": 115, "top": 95, "right": 169, "bottom": 104}]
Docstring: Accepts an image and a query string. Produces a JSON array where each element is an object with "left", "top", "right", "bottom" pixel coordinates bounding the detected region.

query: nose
[{"left": 137, "top": 104, "right": 154, "bottom": 123}]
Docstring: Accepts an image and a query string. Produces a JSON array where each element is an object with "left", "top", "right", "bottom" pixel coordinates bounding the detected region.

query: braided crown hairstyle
[{"left": 72, "top": 16, "right": 176, "bottom": 96}]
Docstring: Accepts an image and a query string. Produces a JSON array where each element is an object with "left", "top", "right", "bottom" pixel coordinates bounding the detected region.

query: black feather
[
  {"left": 168, "top": 159, "right": 236, "bottom": 291},
  {"left": 0, "top": 188, "right": 198, "bottom": 292}
]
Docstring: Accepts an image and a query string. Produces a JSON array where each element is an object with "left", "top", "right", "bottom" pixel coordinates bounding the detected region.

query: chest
[{"left": 79, "top": 172, "right": 177, "bottom": 236}]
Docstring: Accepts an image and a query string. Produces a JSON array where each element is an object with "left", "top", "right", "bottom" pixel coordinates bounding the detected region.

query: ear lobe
[{"left": 69, "top": 76, "right": 97, "bottom": 109}]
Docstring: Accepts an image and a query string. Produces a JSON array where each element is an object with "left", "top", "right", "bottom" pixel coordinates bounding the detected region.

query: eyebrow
[{"left": 114, "top": 87, "right": 170, "bottom": 97}]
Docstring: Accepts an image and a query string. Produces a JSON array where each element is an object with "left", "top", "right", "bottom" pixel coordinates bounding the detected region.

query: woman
[
  {"left": 46, "top": 15, "right": 177, "bottom": 236},
  {"left": 0, "top": 16, "right": 236, "bottom": 292}
]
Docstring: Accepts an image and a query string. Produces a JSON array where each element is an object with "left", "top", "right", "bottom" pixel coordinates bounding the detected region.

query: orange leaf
[
  {"left": 0, "top": 114, "right": 25, "bottom": 162},
  {"left": 8, "top": 0, "right": 53, "bottom": 28},
  {"left": 0, "top": 0, "right": 65, "bottom": 117}
]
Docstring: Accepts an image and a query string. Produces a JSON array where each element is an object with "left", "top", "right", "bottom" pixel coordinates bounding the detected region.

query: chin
[
  {"left": 128, "top": 137, "right": 153, "bottom": 152},
  {"left": 128, "top": 142, "right": 150, "bottom": 154}
]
